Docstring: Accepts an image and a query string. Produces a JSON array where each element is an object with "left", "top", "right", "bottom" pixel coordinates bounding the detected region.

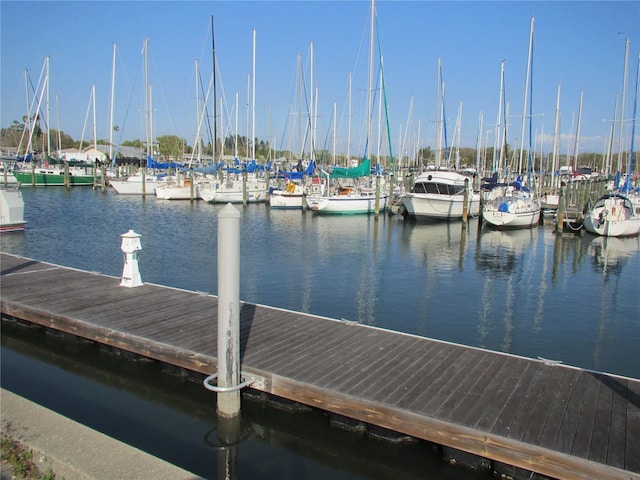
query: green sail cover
[{"left": 329, "top": 158, "right": 370, "bottom": 179}]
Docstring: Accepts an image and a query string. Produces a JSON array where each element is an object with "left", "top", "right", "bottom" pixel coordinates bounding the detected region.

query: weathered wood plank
[{"left": 626, "top": 379, "right": 640, "bottom": 472}]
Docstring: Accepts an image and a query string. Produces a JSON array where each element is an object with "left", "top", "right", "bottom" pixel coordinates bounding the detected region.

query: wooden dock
[{"left": 1, "top": 253, "right": 638, "bottom": 480}]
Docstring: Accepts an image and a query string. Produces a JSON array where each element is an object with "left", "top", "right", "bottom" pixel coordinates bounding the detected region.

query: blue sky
[{"left": 2, "top": 0, "right": 639, "bottom": 160}]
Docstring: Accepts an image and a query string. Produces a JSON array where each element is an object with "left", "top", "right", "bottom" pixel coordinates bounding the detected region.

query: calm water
[{"left": 1, "top": 187, "right": 639, "bottom": 479}]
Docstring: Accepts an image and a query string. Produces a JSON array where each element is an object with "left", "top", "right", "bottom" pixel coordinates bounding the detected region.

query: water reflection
[
  {"left": 586, "top": 235, "right": 640, "bottom": 278},
  {"left": 474, "top": 228, "right": 540, "bottom": 352}
]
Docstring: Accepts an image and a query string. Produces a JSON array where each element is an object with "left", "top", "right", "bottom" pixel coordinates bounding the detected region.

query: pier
[{"left": 1, "top": 252, "right": 638, "bottom": 480}]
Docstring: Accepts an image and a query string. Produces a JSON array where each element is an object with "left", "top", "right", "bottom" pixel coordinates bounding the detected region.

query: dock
[{"left": 1, "top": 252, "right": 638, "bottom": 480}]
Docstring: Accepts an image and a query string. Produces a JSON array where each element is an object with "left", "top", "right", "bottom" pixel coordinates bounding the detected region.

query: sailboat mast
[
  {"left": 551, "top": 83, "right": 561, "bottom": 190},
  {"left": 55, "top": 95, "right": 62, "bottom": 159},
  {"left": 109, "top": 42, "right": 116, "bottom": 163},
  {"left": 617, "top": 38, "right": 630, "bottom": 173},
  {"left": 366, "top": 0, "right": 374, "bottom": 160},
  {"left": 571, "top": 91, "right": 583, "bottom": 173},
  {"left": 436, "top": 57, "right": 442, "bottom": 167},
  {"left": 626, "top": 51, "right": 639, "bottom": 192},
  {"left": 310, "top": 41, "right": 314, "bottom": 162},
  {"left": 46, "top": 55, "right": 51, "bottom": 159},
  {"left": 518, "top": 16, "right": 534, "bottom": 176},
  {"left": 212, "top": 16, "right": 217, "bottom": 163},
  {"left": 144, "top": 38, "right": 151, "bottom": 160},
  {"left": 347, "top": 71, "right": 352, "bottom": 164},
  {"left": 92, "top": 84, "right": 97, "bottom": 152},
  {"left": 252, "top": 28, "right": 256, "bottom": 160}
]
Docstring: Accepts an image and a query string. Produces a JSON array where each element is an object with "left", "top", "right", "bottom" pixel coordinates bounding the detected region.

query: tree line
[{"left": 0, "top": 118, "right": 624, "bottom": 173}]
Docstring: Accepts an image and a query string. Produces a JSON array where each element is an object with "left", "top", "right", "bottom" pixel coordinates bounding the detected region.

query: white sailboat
[
  {"left": 584, "top": 51, "right": 640, "bottom": 238},
  {"left": 109, "top": 39, "right": 171, "bottom": 195},
  {"left": 483, "top": 17, "right": 540, "bottom": 229},
  {"left": 305, "top": 0, "right": 389, "bottom": 215}
]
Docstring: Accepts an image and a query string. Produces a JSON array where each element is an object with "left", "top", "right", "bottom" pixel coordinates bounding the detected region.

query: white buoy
[{"left": 120, "top": 230, "right": 143, "bottom": 287}]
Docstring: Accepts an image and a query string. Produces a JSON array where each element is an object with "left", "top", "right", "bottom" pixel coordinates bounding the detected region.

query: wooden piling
[{"left": 462, "top": 178, "right": 469, "bottom": 224}]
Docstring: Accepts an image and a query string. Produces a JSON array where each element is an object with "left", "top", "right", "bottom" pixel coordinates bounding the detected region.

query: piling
[
  {"left": 462, "top": 178, "right": 469, "bottom": 224},
  {"left": 555, "top": 184, "right": 566, "bottom": 233},
  {"left": 216, "top": 203, "right": 241, "bottom": 417},
  {"left": 374, "top": 174, "right": 380, "bottom": 217},
  {"left": 64, "top": 161, "right": 70, "bottom": 189},
  {"left": 242, "top": 171, "right": 247, "bottom": 207}
]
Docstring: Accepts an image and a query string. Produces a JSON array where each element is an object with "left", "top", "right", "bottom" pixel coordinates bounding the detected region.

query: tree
[{"left": 157, "top": 134, "right": 185, "bottom": 160}]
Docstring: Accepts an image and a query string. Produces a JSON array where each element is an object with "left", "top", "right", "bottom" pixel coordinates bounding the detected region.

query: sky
[{"left": 1, "top": 0, "right": 639, "bottom": 161}]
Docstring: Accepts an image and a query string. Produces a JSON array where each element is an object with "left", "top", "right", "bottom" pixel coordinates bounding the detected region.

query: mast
[
  {"left": 366, "top": 0, "right": 374, "bottom": 160},
  {"left": 626, "top": 51, "right": 639, "bottom": 192},
  {"left": 605, "top": 95, "right": 618, "bottom": 176},
  {"left": 55, "top": 94, "right": 62, "bottom": 159},
  {"left": 46, "top": 55, "right": 51, "bottom": 159},
  {"left": 493, "top": 59, "right": 505, "bottom": 173},
  {"left": 212, "top": 16, "right": 217, "bottom": 163},
  {"left": 195, "top": 59, "right": 201, "bottom": 163},
  {"left": 348, "top": 71, "right": 352, "bottom": 165},
  {"left": 310, "top": 41, "right": 314, "bottom": 162},
  {"left": 92, "top": 84, "right": 97, "bottom": 152},
  {"left": 109, "top": 42, "right": 116, "bottom": 163},
  {"left": 235, "top": 91, "right": 239, "bottom": 159},
  {"left": 571, "top": 91, "right": 583, "bottom": 173},
  {"left": 617, "top": 38, "right": 629, "bottom": 173},
  {"left": 551, "top": 83, "right": 561, "bottom": 190},
  {"left": 252, "top": 28, "right": 256, "bottom": 160},
  {"left": 518, "top": 16, "right": 534, "bottom": 176},
  {"left": 436, "top": 57, "right": 442, "bottom": 167},
  {"left": 143, "top": 38, "right": 152, "bottom": 160}
]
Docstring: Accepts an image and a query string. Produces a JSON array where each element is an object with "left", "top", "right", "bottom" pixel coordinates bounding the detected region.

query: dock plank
[{"left": 1, "top": 253, "right": 638, "bottom": 480}]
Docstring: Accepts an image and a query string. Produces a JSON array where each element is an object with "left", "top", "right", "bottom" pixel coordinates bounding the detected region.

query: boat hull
[
  {"left": 482, "top": 208, "right": 541, "bottom": 229},
  {"left": 155, "top": 185, "right": 200, "bottom": 200},
  {"left": 402, "top": 193, "right": 480, "bottom": 220},
  {"left": 109, "top": 178, "right": 164, "bottom": 195},
  {"left": 13, "top": 171, "right": 97, "bottom": 186},
  {"left": 199, "top": 179, "right": 268, "bottom": 203},
  {"left": 306, "top": 194, "right": 388, "bottom": 214},
  {"left": 269, "top": 191, "right": 304, "bottom": 209}
]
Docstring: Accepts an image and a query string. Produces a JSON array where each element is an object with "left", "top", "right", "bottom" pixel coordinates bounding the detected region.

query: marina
[{"left": 1, "top": 186, "right": 639, "bottom": 479}]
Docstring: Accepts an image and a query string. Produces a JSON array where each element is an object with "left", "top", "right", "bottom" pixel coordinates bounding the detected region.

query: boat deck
[{"left": 1, "top": 253, "right": 638, "bottom": 480}]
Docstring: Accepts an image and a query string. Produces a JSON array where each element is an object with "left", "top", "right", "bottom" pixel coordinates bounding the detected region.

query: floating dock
[{"left": 1, "top": 253, "right": 638, "bottom": 480}]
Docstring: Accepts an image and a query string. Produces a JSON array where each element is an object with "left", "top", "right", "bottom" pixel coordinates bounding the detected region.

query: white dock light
[{"left": 120, "top": 229, "right": 143, "bottom": 287}]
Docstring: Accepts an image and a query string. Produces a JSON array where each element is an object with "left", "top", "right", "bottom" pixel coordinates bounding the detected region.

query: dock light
[{"left": 120, "top": 229, "right": 143, "bottom": 287}]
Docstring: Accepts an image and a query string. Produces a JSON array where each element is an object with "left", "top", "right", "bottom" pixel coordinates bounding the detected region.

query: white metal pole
[{"left": 216, "top": 203, "right": 241, "bottom": 418}]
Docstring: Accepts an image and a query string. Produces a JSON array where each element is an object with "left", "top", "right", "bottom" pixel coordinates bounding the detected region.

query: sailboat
[
  {"left": 482, "top": 17, "right": 541, "bottom": 229},
  {"left": 584, "top": 51, "right": 640, "bottom": 238},
  {"left": 305, "top": 0, "right": 389, "bottom": 215},
  {"left": 109, "top": 39, "right": 172, "bottom": 195},
  {"left": 12, "top": 57, "right": 100, "bottom": 187},
  {"left": 199, "top": 27, "right": 269, "bottom": 204}
]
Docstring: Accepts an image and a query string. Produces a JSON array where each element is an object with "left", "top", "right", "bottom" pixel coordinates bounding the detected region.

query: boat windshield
[{"left": 411, "top": 182, "right": 464, "bottom": 195}]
